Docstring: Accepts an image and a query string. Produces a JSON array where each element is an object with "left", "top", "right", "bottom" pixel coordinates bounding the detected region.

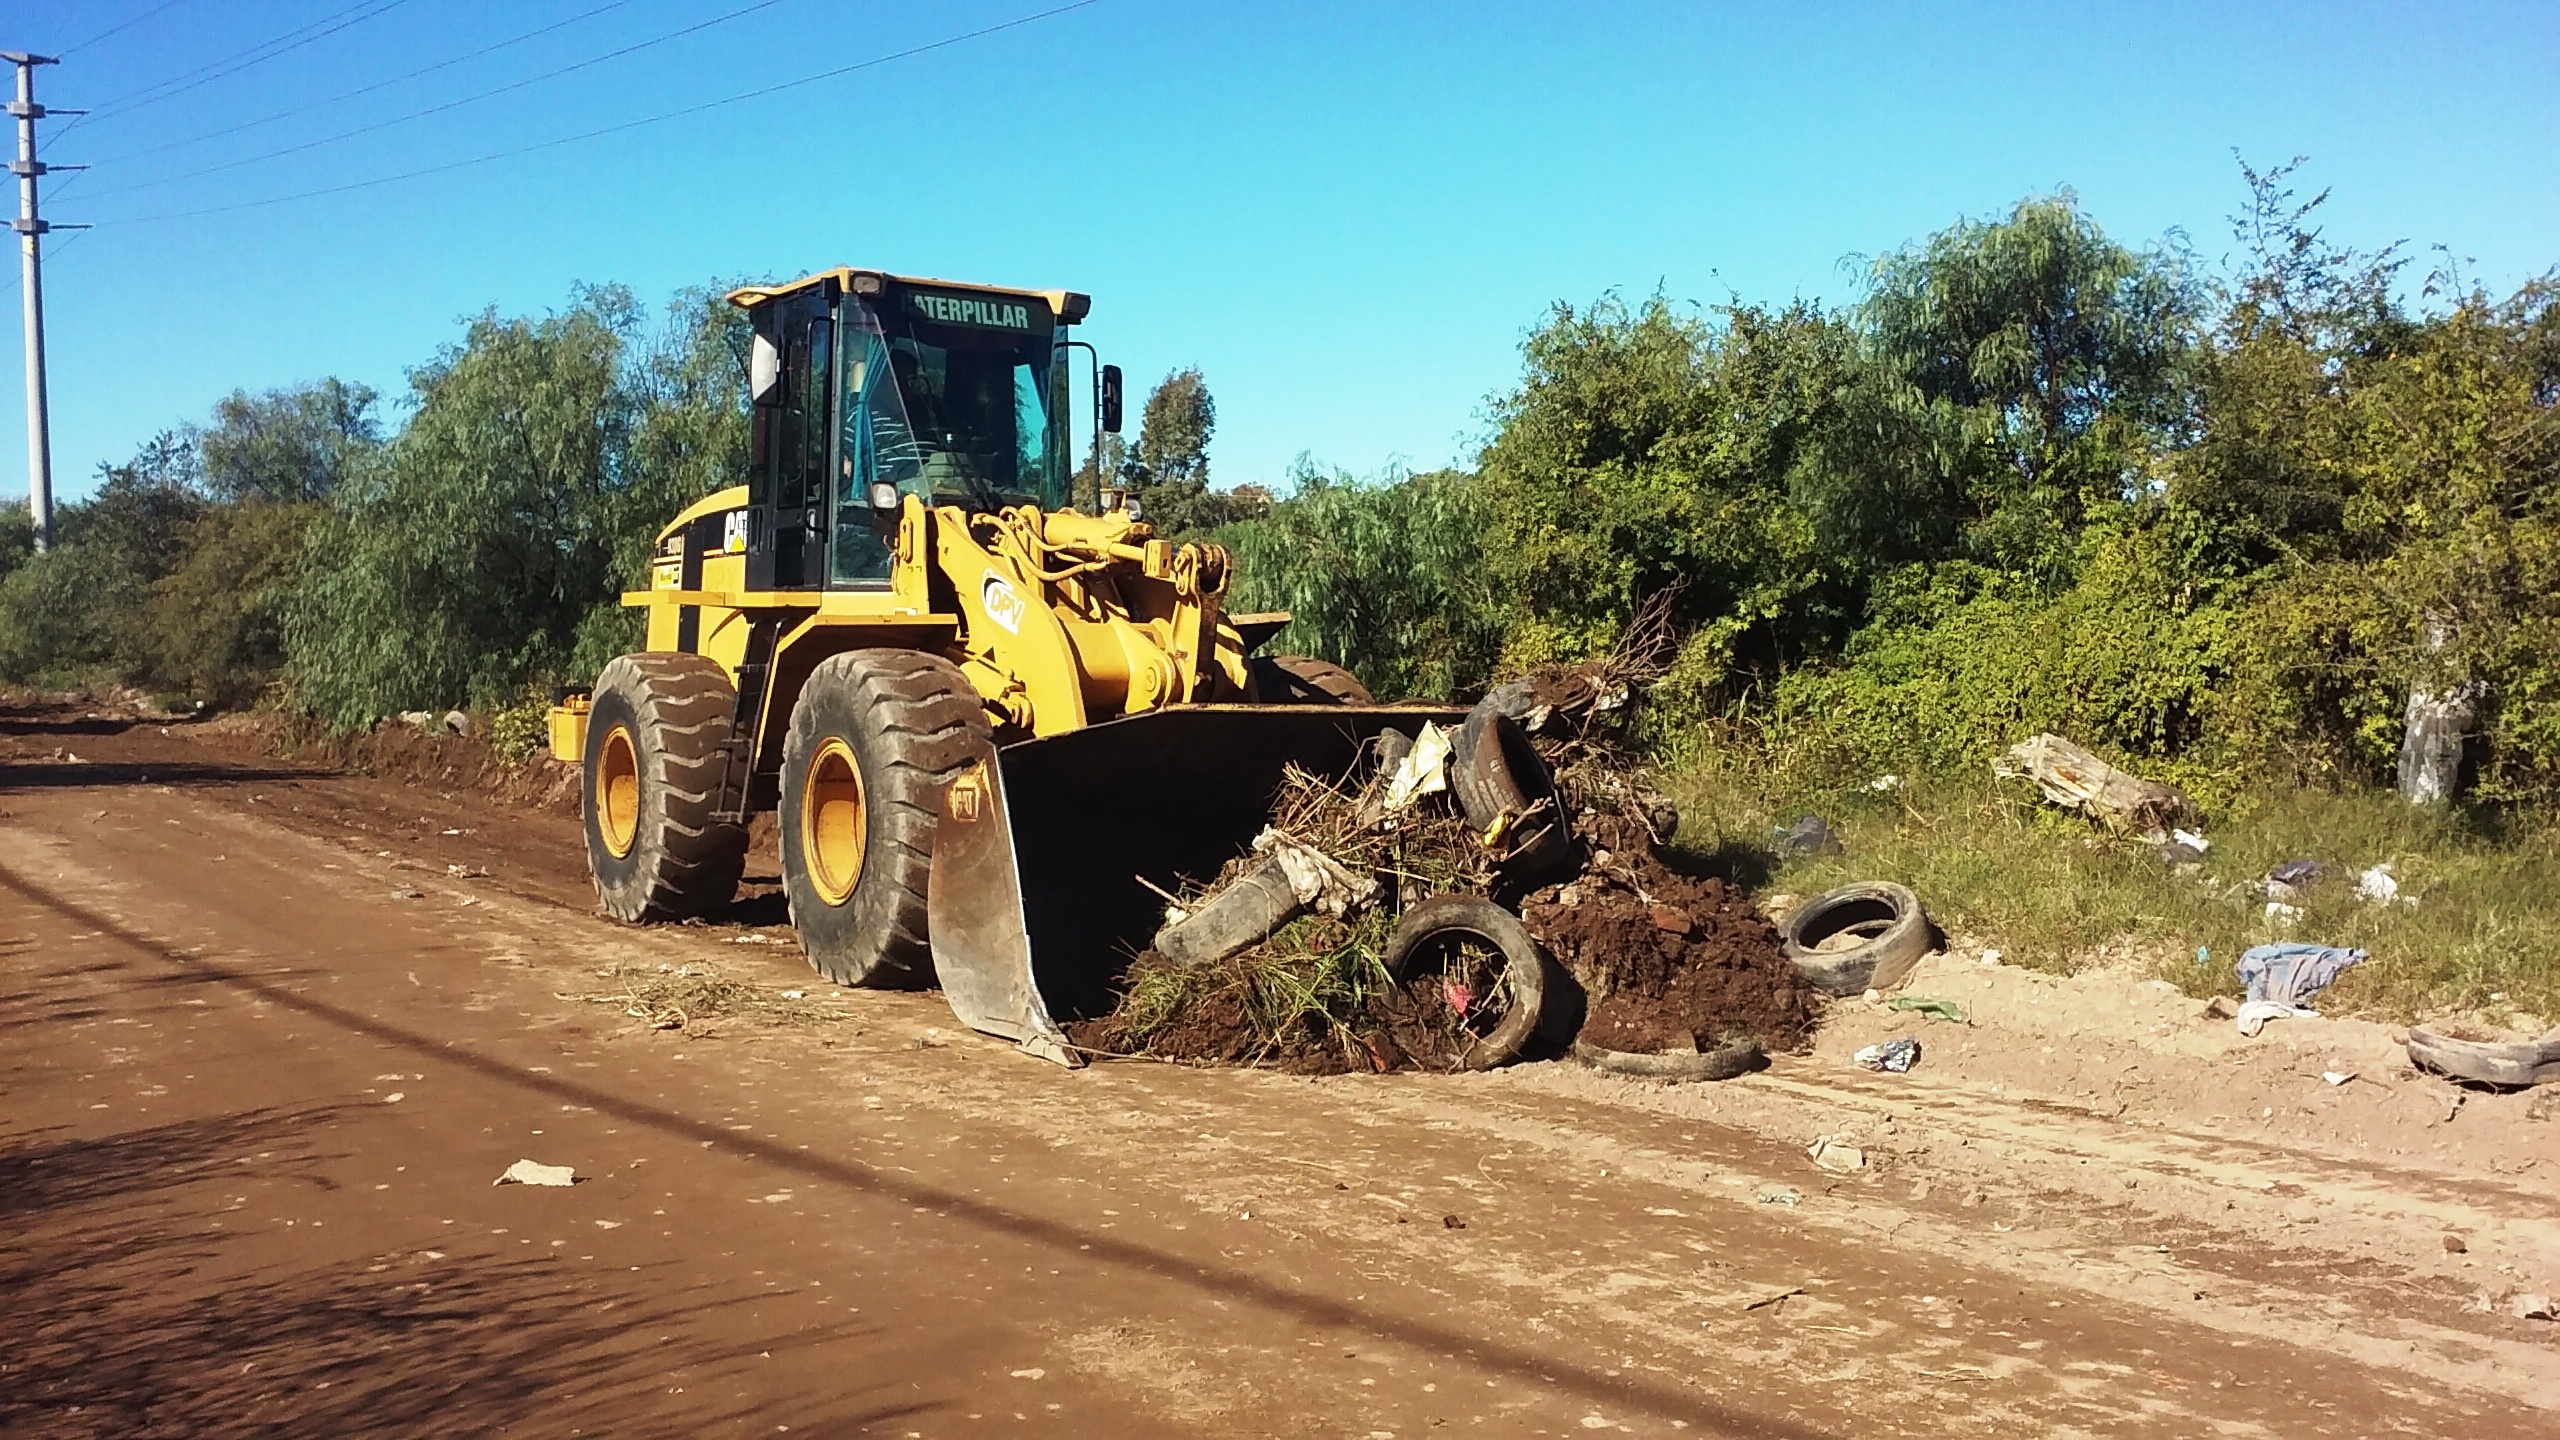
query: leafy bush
[{"left": 1221, "top": 464, "right": 1503, "bottom": 701}]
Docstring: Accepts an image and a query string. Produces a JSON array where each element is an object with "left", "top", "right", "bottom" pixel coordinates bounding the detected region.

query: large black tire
[
  {"left": 1381, "top": 894, "right": 1546, "bottom": 1071},
  {"left": 584, "top": 652, "right": 750, "bottom": 922},
  {"left": 1249, "top": 654, "right": 1373, "bottom": 705},
  {"left": 1450, "top": 703, "right": 1577, "bottom": 884},
  {"left": 1782, "top": 881, "right": 1934, "bottom": 995},
  {"left": 779, "top": 649, "right": 992, "bottom": 988}
]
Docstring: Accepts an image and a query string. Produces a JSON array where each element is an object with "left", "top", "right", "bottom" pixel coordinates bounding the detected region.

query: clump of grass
[
  {"left": 1660, "top": 754, "right": 2560, "bottom": 1023},
  {"left": 566, "top": 961, "right": 850, "bottom": 1031},
  {"left": 1103, "top": 911, "right": 1400, "bottom": 1068}
]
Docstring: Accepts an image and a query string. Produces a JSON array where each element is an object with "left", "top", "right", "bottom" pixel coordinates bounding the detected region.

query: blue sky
[{"left": 6, "top": 0, "right": 2556, "bottom": 503}]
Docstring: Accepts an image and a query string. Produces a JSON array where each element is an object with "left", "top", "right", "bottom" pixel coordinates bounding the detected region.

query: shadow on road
[{"left": 0, "top": 860, "right": 1836, "bottom": 1440}]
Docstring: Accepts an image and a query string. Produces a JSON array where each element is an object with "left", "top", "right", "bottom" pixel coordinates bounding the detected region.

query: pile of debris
[{"left": 1071, "top": 634, "right": 1817, "bottom": 1077}]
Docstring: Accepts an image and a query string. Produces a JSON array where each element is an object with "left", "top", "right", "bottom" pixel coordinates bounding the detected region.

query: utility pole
[{"left": 6, "top": 52, "right": 84, "bottom": 552}]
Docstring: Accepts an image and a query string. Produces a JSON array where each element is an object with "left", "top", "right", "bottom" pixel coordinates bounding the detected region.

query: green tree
[
  {"left": 1126, "top": 366, "right": 1249, "bottom": 538},
  {"left": 1223, "top": 462, "right": 1502, "bottom": 700},
  {"left": 1854, "top": 192, "right": 2201, "bottom": 583},
  {"left": 200, "top": 377, "right": 380, "bottom": 504}
]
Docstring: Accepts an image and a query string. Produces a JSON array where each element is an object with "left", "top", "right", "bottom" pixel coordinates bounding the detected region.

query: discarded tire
[
  {"left": 1782, "top": 881, "right": 1933, "bottom": 995},
  {"left": 1250, "top": 654, "right": 1374, "bottom": 705},
  {"left": 1381, "top": 895, "right": 1546, "bottom": 1071},
  {"left": 1154, "top": 855, "right": 1303, "bottom": 969},
  {"left": 1570, "top": 1036, "right": 1764, "bottom": 1082},
  {"left": 2407, "top": 1027, "right": 2560, "bottom": 1088},
  {"left": 1450, "top": 704, "right": 1577, "bottom": 884}
]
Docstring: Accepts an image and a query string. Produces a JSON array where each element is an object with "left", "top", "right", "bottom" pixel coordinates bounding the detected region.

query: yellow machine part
[{"left": 550, "top": 486, "right": 1253, "bottom": 766}]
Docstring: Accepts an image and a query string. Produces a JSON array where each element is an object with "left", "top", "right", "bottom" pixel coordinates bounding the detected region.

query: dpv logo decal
[{"left": 980, "top": 572, "right": 1027, "bottom": 634}]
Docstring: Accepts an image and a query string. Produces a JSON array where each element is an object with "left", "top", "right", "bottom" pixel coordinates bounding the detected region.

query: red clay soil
[{"left": 1520, "top": 819, "right": 1816, "bottom": 1055}]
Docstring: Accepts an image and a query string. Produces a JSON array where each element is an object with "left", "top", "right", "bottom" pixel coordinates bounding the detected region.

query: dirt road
[{"left": 4, "top": 702, "right": 2555, "bottom": 1437}]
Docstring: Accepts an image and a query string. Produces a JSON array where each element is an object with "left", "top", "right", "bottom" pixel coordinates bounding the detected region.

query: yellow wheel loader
[{"left": 549, "top": 268, "right": 1457, "bottom": 1064}]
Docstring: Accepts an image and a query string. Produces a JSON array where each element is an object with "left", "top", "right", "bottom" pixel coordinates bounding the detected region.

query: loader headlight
[
  {"left": 1123, "top": 496, "right": 1145, "bottom": 523},
  {"left": 868, "top": 480, "right": 900, "bottom": 511}
]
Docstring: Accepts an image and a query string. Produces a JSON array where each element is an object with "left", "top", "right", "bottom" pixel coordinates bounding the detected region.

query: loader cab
[{"left": 740, "top": 270, "right": 1080, "bottom": 591}]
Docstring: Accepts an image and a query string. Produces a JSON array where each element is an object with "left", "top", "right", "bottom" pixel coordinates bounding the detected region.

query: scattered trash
[
  {"left": 1009, "top": 1367, "right": 1046, "bottom": 1380},
  {"left": 2321, "top": 1070, "right": 2355, "bottom": 1086},
  {"left": 2405, "top": 1026, "right": 2560, "bottom": 1088},
  {"left": 1773, "top": 814, "right": 1842, "bottom": 857},
  {"left": 2195, "top": 945, "right": 2211, "bottom": 967},
  {"left": 779, "top": 989, "right": 805, "bottom": 1000},
  {"left": 493, "top": 1159, "right": 575, "bottom": 1187},
  {"left": 1756, "top": 1187, "right": 1801, "bottom": 1206},
  {"left": 1379, "top": 720, "right": 1455, "bottom": 815},
  {"left": 1853, "top": 1036, "right": 1922, "bottom": 1073},
  {"left": 2236, "top": 1000, "right": 2317, "bottom": 1038},
  {"left": 1441, "top": 1214, "right": 1467, "bottom": 1229},
  {"left": 1884, "top": 996, "right": 1968, "bottom": 1024},
  {"left": 2263, "top": 901, "right": 2303, "bottom": 924},
  {"left": 2157, "top": 842, "right": 2204, "bottom": 867},
  {"left": 1743, "top": 1286, "right": 1805, "bottom": 1310},
  {"left": 2354, "top": 862, "right": 2415, "bottom": 906},
  {"left": 2266, "top": 858, "right": 2332, "bottom": 897},
  {"left": 2512, "top": 1293, "right": 2557, "bottom": 1322},
  {"left": 1992, "top": 733, "right": 2203, "bottom": 842},
  {"left": 2237, "top": 942, "right": 2370, "bottom": 1008},
  {"left": 390, "top": 888, "right": 425, "bottom": 900},
  {"left": 1807, "top": 1136, "right": 1866, "bottom": 1172},
  {"left": 446, "top": 863, "right": 488, "bottom": 877},
  {"left": 1868, "top": 773, "right": 1904, "bottom": 792},
  {"left": 2170, "top": 828, "right": 2210, "bottom": 852},
  {"left": 1979, "top": 948, "right": 2003, "bottom": 967}
]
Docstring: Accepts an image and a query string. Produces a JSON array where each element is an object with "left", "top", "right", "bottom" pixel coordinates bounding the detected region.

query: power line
[
  {"left": 75, "top": 0, "right": 642, "bottom": 169},
  {"left": 77, "top": 0, "right": 790, "bottom": 200},
  {"left": 97, "top": 0, "right": 1102, "bottom": 227},
  {"left": 47, "top": 0, "right": 415, "bottom": 151},
  {"left": 57, "top": 0, "right": 193, "bottom": 58}
]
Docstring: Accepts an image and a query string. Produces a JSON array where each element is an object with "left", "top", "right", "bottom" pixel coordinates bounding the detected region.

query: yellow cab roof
[{"left": 725, "top": 268, "right": 1090, "bottom": 324}]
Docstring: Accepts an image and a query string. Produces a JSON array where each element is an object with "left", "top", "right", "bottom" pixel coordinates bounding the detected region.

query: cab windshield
[{"left": 840, "top": 292, "right": 1066, "bottom": 516}]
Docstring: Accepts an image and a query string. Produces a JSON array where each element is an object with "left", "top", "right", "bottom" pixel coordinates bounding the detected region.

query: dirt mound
[
  {"left": 1522, "top": 816, "right": 1816, "bottom": 1055},
  {"left": 195, "top": 710, "right": 583, "bottom": 816}
]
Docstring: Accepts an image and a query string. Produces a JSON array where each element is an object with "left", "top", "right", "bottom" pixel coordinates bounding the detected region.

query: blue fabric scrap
[{"left": 2236, "top": 942, "right": 2370, "bottom": 1007}]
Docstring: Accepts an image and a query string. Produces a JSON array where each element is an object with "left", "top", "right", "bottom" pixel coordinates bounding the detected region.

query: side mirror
[
  {"left": 1099, "top": 363, "right": 1123, "bottom": 434},
  {"left": 750, "top": 332, "right": 782, "bottom": 405}
]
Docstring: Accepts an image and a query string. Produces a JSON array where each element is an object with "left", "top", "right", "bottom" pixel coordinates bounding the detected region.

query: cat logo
[
  {"left": 980, "top": 572, "right": 1027, "bottom": 634},
  {"left": 946, "top": 762, "right": 987, "bottom": 824}
]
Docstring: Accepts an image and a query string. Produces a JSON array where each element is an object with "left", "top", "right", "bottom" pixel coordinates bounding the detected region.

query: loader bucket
[{"left": 927, "top": 703, "right": 1468, "bottom": 1065}]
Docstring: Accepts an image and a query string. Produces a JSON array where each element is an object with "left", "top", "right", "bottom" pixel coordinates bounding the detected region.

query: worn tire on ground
[
  {"left": 583, "top": 651, "right": 750, "bottom": 923},
  {"left": 1381, "top": 894, "right": 1546, "bottom": 1071},
  {"left": 779, "top": 650, "right": 993, "bottom": 988},
  {"left": 1450, "top": 703, "right": 1577, "bottom": 884},
  {"left": 1249, "top": 655, "right": 1374, "bottom": 705},
  {"left": 1782, "top": 881, "right": 1934, "bottom": 995},
  {"left": 1570, "top": 1037, "right": 1765, "bottom": 1082}
]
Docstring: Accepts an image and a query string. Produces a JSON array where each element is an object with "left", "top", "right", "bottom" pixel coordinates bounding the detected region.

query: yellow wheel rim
[
  {"left": 597, "top": 724, "right": 641, "bottom": 859},
  {"left": 802, "top": 736, "right": 866, "bottom": 907}
]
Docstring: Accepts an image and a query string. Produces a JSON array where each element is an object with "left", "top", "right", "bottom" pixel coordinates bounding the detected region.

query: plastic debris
[
  {"left": 1868, "top": 773, "right": 1904, "bottom": 792},
  {"left": 2354, "top": 862, "right": 2415, "bottom": 906},
  {"left": 1380, "top": 721, "right": 1455, "bottom": 814},
  {"left": 2170, "top": 827, "right": 2210, "bottom": 852},
  {"left": 1774, "top": 814, "right": 1842, "bottom": 857},
  {"left": 493, "top": 1159, "right": 575, "bottom": 1187},
  {"left": 2263, "top": 901, "right": 2303, "bottom": 924},
  {"left": 2266, "top": 858, "right": 2332, "bottom": 897},
  {"left": 2158, "top": 842, "right": 2204, "bottom": 867},
  {"left": 1853, "top": 1036, "right": 1922, "bottom": 1072},
  {"left": 2514, "top": 1294, "right": 2557, "bottom": 1321},
  {"left": 1884, "top": 996, "right": 1968, "bottom": 1024},
  {"left": 2322, "top": 1070, "right": 2355, "bottom": 1086}
]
